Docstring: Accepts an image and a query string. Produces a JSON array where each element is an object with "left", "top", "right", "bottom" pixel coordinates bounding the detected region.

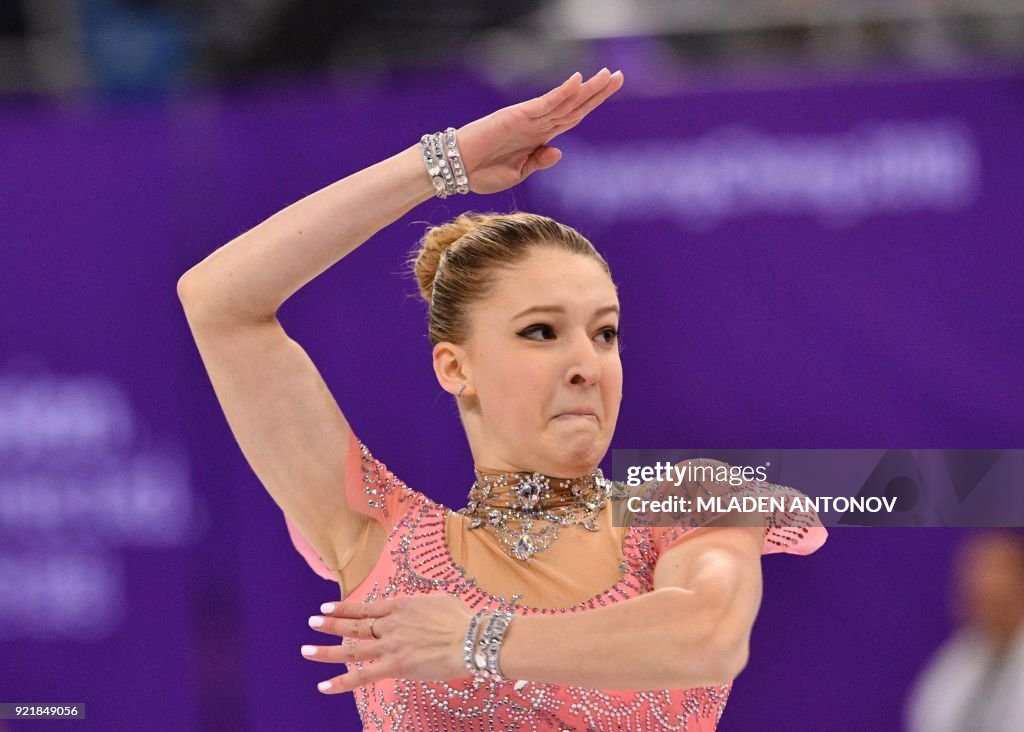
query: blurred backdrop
[
  {"left": 3, "top": 0, "right": 1024, "bottom": 94},
  {"left": 2, "top": 1, "right": 1023, "bottom": 730}
]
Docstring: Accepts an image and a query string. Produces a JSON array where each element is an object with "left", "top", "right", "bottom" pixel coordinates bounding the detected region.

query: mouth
[{"left": 554, "top": 412, "right": 598, "bottom": 422}]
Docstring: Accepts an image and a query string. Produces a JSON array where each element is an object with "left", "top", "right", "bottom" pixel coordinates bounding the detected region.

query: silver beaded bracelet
[
  {"left": 463, "top": 610, "right": 489, "bottom": 681},
  {"left": 419, "top": 128, "right": 470, "bottom": 199},
  {"left": 443, "top": 127, "right": 470, "bottom": 195},
  {"left": 473, "top": 608, "right": 514, "bottom": 682},
  {"left": 431, "top": 132, "right": 457, "bottom": 197},
  {"left": 419, "top": 133, "right": 447, "bottom": 198}
]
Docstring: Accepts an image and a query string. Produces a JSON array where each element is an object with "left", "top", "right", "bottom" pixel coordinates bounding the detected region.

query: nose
[{"left": 566, "top": 330, "right": 602, "bottom": 386}]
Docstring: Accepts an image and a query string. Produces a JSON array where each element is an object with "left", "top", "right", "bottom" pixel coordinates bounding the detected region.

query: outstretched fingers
[
  {"left": 552, "top": 69, "right": 623, "bottom": 127},
  {"left": 545, "top": 68, "right": 609, "bottom": 118},
  {"left": 301, "top": 638, "right": 383, "bottom": 664},
  {"left": 317, "top": 658, "right": 398, "bottom": 695},
  {"left": 539, "top": 68, "right": 619, "bottom": 124},
  {"left": 302, "top": 597, "right": 407, "bottom": 694},
  {"left": 522, "top": 71, "right": 583, "bottom": 119},
  {"left": 324, "top": 598, "right": 396, "bottom": 619},
  {"left": 308, "top": 598, "right": 398, "bottom": 638}
]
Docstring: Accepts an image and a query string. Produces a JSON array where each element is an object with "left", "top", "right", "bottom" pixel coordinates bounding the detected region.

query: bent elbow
[
  {"left": 660, "top": 587, "right": 753, "bottom": 687},
  {"left": 177, "top": 270, "right": 201, "bottom": 307},
  {"left": 176, "top": 270, "right": 226, "bottom": 323},
  {"left": 703, "top": 635, "right": 749, "bottom": 685}
]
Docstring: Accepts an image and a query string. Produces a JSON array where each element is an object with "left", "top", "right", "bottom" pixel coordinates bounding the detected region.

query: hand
[
  {"left": 455, "top": 68, "right": 625, "bottom": 195},
  {"left": 302, "top": 595, "right": 475, "bottom": 694}
]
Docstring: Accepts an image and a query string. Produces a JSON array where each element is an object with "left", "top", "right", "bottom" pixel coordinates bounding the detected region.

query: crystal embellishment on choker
[{"left": 456, "top": 467, "right": 628, "bottom": 562}]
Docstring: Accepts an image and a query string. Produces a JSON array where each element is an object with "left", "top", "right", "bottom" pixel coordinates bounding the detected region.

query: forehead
[{"left": 483, "top": 248, "right": 617, "bottom": 312}]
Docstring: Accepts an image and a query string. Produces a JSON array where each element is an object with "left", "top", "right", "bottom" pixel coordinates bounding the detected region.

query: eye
[
  {"left": 519, "top": 324, "right": 555, "bottom": 340},
  {"left": 518, "top": 324, "right": 621, "bottom": 345}
]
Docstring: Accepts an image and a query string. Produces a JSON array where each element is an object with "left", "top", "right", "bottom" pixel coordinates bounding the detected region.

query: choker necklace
[{"left": 456, "top": 466, "right": 626, "bottom": 562}]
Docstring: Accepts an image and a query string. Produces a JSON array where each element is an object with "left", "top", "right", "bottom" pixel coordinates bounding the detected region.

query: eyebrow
[{"left": 512, "top": 304, "right": 620, "bottom": 320}]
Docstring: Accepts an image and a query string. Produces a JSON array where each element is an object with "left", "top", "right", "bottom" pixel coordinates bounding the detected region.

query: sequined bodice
[
  {"left": 282, "top": 433, "right": 828, "bottom": 732},
  {"left": 342, "top": 490, "right": 731, "bottom": 732}
]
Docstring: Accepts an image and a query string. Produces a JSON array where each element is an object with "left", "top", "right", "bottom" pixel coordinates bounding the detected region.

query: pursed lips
[{"left": 554, "top": 411, "right": 598, "bottom": 421}]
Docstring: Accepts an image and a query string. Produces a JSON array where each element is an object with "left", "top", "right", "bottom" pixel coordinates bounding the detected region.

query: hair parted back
[{"left": 406, "top": 211, "right": 614, "bottom": 347}]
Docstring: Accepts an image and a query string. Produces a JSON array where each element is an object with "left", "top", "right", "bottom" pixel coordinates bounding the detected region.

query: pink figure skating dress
[{"left": 285, "top": 430, "right": 827, "bottom": 731}]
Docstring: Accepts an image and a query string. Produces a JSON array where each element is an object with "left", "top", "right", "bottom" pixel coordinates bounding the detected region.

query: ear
[{"left": 432, "top": 341, "right": 471, "bottom": 396}]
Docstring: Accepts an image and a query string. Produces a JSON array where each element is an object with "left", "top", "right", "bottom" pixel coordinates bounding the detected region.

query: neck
[
  {"left": 470, "top": 466, "right": 604, "bottom": 511},
  {"left": 457, "top": 466, "right": 622, "bottom": 561}
]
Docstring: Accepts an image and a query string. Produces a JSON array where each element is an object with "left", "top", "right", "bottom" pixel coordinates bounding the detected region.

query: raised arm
[{"left": 176, "top": 68, "right": 624, "bottom": 582}]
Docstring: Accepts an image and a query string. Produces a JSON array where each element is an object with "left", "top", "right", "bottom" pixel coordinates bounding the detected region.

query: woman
[{"left": 178, "top": 68, "right": 827, "bottom": 730}]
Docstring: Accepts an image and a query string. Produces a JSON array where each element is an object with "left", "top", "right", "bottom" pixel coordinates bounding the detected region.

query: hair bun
[
  {"left": 403, "top": 209, "right": 607, "bottom": 347},
  {"left": 410, "top": 212, "right": 496, "bottom": 304}
]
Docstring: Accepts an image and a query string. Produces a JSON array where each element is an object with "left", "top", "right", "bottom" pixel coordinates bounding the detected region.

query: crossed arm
[
  {"left": 306, "top": 522, "right": 766, "bottom": 693},
  {"left": 498, "top": 524, "right": 766, "bottom": 690}
]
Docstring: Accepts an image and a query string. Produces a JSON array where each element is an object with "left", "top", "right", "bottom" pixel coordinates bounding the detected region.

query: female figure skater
[{"left": 178, "top": 68, "right": 827, "bottom": 730}]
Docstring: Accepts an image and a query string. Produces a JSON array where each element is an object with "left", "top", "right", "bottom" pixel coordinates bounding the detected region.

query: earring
[{"left": 455, "top": 384, "right": 467, "bottom": 398}]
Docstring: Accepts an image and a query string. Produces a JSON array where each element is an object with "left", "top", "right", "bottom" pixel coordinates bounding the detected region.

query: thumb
[{"left": 521, "top": 146, "right": 562, "bottom": 178}]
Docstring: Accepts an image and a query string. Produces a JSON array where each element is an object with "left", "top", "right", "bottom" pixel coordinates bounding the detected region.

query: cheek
[
  {"left": 487, "top": 365, "right": 547, "bottom": 413},
  {"left": 498, "top": 361, "right": 547, "bottom": 392},
  {"left": 605, "top": 365, "right": 624, "bottom": 396}
]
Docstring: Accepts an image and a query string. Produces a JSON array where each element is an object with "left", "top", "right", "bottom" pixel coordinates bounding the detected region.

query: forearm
[
  {"left": 178, "top": 142, "right": 434, "bottom": 322},
  {"left": 498, "top": 587, "right": 737, "bottom": 690}
]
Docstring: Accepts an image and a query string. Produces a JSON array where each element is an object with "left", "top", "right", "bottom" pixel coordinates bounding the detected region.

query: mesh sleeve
[
  {"left": 283, "top": 427, "right": 423, "bottom": 581},
  {"left": 644, "top": 460, "right": 828, "bottom": 560}
]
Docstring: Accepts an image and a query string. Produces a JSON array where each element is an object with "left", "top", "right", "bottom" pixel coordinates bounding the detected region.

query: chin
[{"left": 555, "top": 436, "right": 605, "bottom": 473}]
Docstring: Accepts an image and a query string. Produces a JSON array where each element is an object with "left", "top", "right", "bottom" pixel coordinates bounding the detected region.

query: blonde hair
[{"left": 406, "top": 211, "right": 614, "bottom": 346}]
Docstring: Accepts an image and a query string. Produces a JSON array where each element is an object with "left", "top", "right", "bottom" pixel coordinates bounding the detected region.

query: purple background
[{"left": 1, "top": 65, "right": 1022, "bottom": 730}]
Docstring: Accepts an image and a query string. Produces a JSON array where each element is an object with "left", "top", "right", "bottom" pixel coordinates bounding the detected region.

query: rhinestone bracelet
[
  {"left": 419, "top": 133, "right": 448, "bottom": 199},
  {"left": 474, "top": 609, "right": 514, "bottom": 682},
  {"left": 430, "top": 132, "right": 457, "bottom": 197},
  {"left": 419, "top": 128, "right": 471, "bottom": 199},
  {"left": 472, "top": 611, "right": 495, "bottom": 681},
  {"left": 483, "top": 609, "right": 515, "bottom": 681},
  {"left": 463, "top": 610, "right": 489, "bottom": 681},
  {"left": 443, "top": 127, "right": 470, "bottom": 194}
]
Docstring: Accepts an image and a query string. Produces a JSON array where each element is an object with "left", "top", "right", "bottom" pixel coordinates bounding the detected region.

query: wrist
[
  {"left": 463, "top": 609, "right": 514, "bottom": 683},
  {"left": 462, "top": 610, "right": 488, "bottom": 681},
  {"left": 400, "top": 142, "right": 440, "bottom": 205},
  {"left": 416, "top": 128, "right": 473, "bottom": 200}
]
